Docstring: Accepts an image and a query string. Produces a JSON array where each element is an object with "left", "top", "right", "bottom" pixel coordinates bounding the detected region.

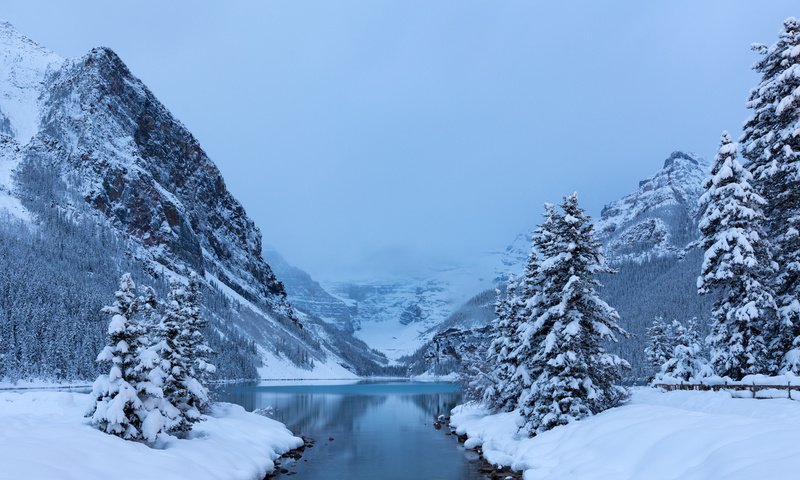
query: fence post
[{"left": 789, "top": 382, "right": 793, "bottom": 400}]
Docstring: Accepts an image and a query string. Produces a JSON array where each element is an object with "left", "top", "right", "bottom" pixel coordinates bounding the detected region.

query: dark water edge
[{"left": 214, "top": 380, "right": 489, "bottom": 480}]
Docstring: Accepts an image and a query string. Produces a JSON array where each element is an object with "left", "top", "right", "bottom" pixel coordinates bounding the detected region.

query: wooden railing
[{"left": 653, "top": 382, "right": 799, "bottom": 399}]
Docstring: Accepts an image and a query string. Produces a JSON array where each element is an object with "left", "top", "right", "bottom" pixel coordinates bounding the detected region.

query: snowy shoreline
[
  {"left": 0, "top": 390, "right": 302, "bottom": 480},
  {"left": 450, "top": 387, "right": 800, "bottom": 480}
]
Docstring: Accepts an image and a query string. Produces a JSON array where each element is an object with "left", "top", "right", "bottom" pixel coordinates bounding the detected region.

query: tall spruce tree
[
  {"left": 741, "top": 18, "right": 800, "bottom": 374},
  {"left": 698, "top": 132, "right": 775, "bottom": 378},
  {"left": 89, "top": 274, "right": 146, "bottom": 439},
  {"left": 519, "top": 194, "right": 628, "bottom": 435}
]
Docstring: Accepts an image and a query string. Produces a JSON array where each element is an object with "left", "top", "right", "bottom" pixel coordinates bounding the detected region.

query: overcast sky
[{"left": 2, "top": 1, "right": 797, "bottom": 280}]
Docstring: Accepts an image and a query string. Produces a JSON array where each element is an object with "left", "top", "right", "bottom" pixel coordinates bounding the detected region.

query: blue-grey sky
[{"left": 3, "top": 1, "right": 796, "bottom": 280}]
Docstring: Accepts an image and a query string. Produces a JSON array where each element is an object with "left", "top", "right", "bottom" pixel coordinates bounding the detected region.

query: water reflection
[{"left": 215, "top": 381, "right": 486, "bottom": 480}]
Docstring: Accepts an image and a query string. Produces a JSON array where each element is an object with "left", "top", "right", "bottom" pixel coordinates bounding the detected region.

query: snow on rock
[
  {"left": 0, "top": 136, "right": 29, "bottom": 221},
  {"left": 0, "top": 390, "right": 302, "bottom": 480},
  {"left": 596, "top": 151, "right": 709, "bottom": 263},
  {"left": 450, "top": 387, "right": 800, "bottom": 480},
  {"left": 0, "top": 21, "right": 63, "bottom": 143}
]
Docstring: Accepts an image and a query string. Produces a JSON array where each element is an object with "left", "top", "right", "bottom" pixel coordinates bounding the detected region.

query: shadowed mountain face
[{"left": 0, "top": 23, "right": 385, "bottom": 381}]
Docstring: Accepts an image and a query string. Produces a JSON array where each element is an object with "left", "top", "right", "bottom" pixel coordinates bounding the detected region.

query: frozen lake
[{"left": 214, "top": 381, "right": 487, "bottom": 480}]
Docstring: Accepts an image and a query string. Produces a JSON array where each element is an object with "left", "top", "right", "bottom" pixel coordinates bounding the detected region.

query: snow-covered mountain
[
  {"left": 596, "top": 151, "right": 708, "bottom": 262},
  {"left": 0, "top": 22, "right": 383, "bottom": 381}
]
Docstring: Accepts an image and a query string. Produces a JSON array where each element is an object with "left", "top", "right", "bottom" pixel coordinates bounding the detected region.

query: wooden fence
[{"left": 653, "top": 382, "right": 799, "bottom": 399}]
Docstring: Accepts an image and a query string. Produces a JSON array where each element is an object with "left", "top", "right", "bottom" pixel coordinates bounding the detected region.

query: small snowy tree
[
  {"left": 89, "top": 274, "right": 146, "bottom": 440},
  {"left": 741, "top": 18, "right": 800, "bottom": 374},
  {"left": 644, "top": 317, "right": 675, "bottom": 377},
  {"left": 484, "top": 273, "right": 523, "bottom": 410},
  {"left": 519, "top": 194, "right": 629, "bottom": 435},
  {"left": 698, "top": 132, "right": 775, "bottom": 379},
  {"left": 655, "top": 319, "right": 708, "bottom": 383},
  {"left": 90, "top": 275, "right": 178, "bottom": 443}
]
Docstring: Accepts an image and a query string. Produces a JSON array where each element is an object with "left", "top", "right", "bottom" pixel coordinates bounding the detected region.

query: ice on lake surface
[{"left": 215, "top": 381, "right": 488, "bottom": 480}]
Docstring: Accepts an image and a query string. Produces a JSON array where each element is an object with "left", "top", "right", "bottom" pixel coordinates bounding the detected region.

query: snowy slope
[
  {"left": 0, "top": 390, "right": 302, "bottom": 480},
  {"left": 451, "top": 388, "right": 800, "bottom": 480},
  {"left": 0, "top": 22, "right": 63, "bottom": 143}
]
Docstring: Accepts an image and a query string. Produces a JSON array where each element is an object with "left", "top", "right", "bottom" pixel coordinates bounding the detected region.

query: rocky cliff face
[
  {"left": 34, "top": 47, "right": 293, "bottom": 315},
  {"left": 0, "top": 22, "right": 383, "bottom": 379}
]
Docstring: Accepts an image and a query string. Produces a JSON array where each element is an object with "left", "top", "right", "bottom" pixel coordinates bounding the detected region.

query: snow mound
[
  {"left": 450, "top": 387, "right": 800, "bottom": 480},
  {"left": 0, "top": 391, "right": 302, "bottom": 480}
]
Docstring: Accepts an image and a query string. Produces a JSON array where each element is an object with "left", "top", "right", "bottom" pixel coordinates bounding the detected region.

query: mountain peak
[
  {"left": 663, "top": 150, "right": 701, "bottom": 168},
  {"left": 597, "top": 150, "right": 708, "bottom": 263}
]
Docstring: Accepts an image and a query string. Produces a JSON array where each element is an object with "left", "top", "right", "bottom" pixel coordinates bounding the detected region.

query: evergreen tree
[
  {"left": 741, "top": 18, "right": 800, "bottom": 374},
  {"left": 644, "top": 317, "right": 675, "bottom": 377},
  {"left": 485, "top": 273, "right": 524, "bottom": 411},
  {"left": 183, "top": 273, "right": 216, "bottom": 413},
  {"left": 156, "top": 277, "right": 196, "bottom": 434},
  {"left": 698, "top": 132, "right": 775, "bottom": 378},
  {"left": 655, "top": 319, "right": 707, "bottom": 382},
  {"left": 513, "top": 204, "right": 560, "bottom": 422},
  {"left": 158, "top": 274, "right": 216, "bottom": 433},
  {"left": 89, "top": 274, "right": 146, "bottom": 440},
  {"left": 519, "top": 194, "right": 629, "bottom": 435}
]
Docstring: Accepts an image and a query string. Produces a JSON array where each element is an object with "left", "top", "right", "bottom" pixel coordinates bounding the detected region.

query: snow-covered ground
[
  {"left": 450, "top": 387, "right": 800, "bottom": 480},
  {"left": 0, "top": 390, "right": 302, "bottom": 480}
]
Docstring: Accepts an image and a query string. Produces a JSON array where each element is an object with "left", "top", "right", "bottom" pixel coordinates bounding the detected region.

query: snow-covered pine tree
[
  {"left": 183, "top": 273, "right": 215, "bottom": 413},
  {"left": 133, "top": 284, "right": 181, "bottom": 441},
  {"left": 159, "top": 273, "right": 216, "bottom": 433},
  {"left": 515, "top": 203, "right": 561, "bottom": 425},
  {"left": 698, "top": 131, "right": 775, "bottom": 379},
  {"left": 519, "top": 194, "right": 629, "bottom": 435},
  {"left": 90, "top": 273, "right": 146, "bottom": 440},
  {"left": 644, "top": 317, "right": 675, "bottom": 378},
  {"left": 656, "top": 319, "right": 707, "bottom": 383},
  {"left": 741, "top": 18, "right": 800, "bottom": 374},
  {"left": 157, "top": 277, "right": 196, "bottom": 434},
  {"left": 485, "top": 272, "right": 524, "bottom": 411}
]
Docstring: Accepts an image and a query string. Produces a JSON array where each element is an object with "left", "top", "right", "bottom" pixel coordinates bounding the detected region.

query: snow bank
[
  {"left": 411, "top": 371, "right": 460, "bottom": 382},
  {"left": 0, "top": 391, "right": 302, "bottom": 480},
  {"left": 656, "top": 373, "right": 800, "bottom": 386},
  {"left": 450, "top": 387, "right": 800, "bottom": 480}
]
